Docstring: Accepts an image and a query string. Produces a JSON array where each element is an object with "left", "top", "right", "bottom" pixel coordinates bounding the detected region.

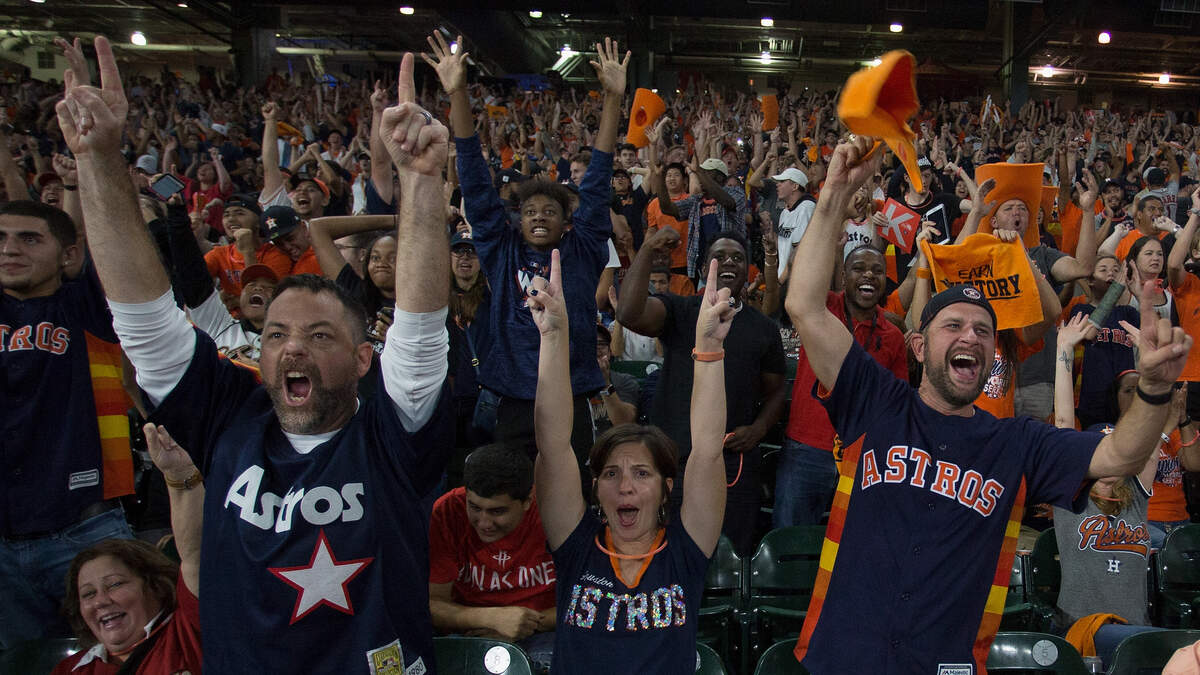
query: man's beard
[
  {"left": 267, "top": 372, "right": 357, "bottom": 435},
  {"left": 923, "top": 353, "right": 987, "bottom": 409}
]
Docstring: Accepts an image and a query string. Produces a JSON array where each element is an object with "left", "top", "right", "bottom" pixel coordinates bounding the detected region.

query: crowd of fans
[{"left": 6, "top": 28, "right": 1200, "bottom": 674}]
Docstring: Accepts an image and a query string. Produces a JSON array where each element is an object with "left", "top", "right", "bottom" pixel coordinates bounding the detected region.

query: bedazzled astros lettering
[
  {"left": 564, "top": 583, "right": 687, "bottom": 632},
  {"left": 859, "top": 444, "right": 1005, "bottom": 516}
]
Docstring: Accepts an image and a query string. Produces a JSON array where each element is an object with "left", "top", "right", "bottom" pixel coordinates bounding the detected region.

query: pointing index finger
[
  {"left": 549, "top": 249, "right": 562, "bottom": 291},
  {"left": 94, "top": 36, "right": 123, "bottom": 95},
  {"left": 397, "top": 52, "right": 415, "bottom": 105}
]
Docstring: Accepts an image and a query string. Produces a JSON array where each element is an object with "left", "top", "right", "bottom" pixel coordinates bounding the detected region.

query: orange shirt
[
  {"left": 1172, "top": 273, "right": 1200, "bottom": 382},
  {"left": 669, "top": 274, "right": 696, "bottom": 296},
  {"left": 205, "top": 242, "right": 293, "bottom": 297},
  {"left": 289, "top": 248, "right": 323, "bottom": 276},
  {"left": 1058, "top": 200, "right": 1104, "bottom": 258},
  {"left": 974, "top": 339, "right": 1042, "bottom": 419},
  {"left": 1114, "top": 229, "right": 1167, "bottom": 261},
  {"left": 1148, "top": 429, "right": 1188, "bottom": 522},
  {"left": 646, "top": 195, "right": 690, "bottom": 271}
]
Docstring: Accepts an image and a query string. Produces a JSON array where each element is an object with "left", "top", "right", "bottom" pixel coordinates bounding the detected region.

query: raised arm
[
  {"left": 615, "top": 226, "right": 675, "bottom": 336},
  {"left": 1054, "top": 312, "right": 1094, "bottom": 429},
  {"left": 680, "top": 260, "right": 734, "bottom": 556},
  {"left": 368, "top": 80, "right": 395, "bottom": 207},
  {"left": 784, "top": 136, "right": 879, "bottom": 389},
  {"left": 308, "top": 214, "right": 397, "bottom": 281},
  {"left": 260, "top": 101, "right": 284, "bottom": 200},
  {"left": 1168, "top": 186, "right": 1200, "bottom": 290},
  {"left": 423, "top": 33, "right": 474, "bottom": 140},
  {"left": 589, "top": 38, "right": 630, "bottom": 155},
  {"left": 531, "top": 250, "right": 586, "bottom": 550},
  {"left": 144, "top": 424, "right": 203, "bottom": 596},
  {"left": 1089, "top": 280, "right": 1192, "bottom": 478}
]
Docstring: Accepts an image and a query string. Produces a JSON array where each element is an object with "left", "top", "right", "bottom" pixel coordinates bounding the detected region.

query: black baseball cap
[
  {"left": 262, "top": 205, "right": 303, "bottom": 241},
  {"left": 919, "top": 286, "right": 997, "bottom": 332},
  {"left": 225, "top": 194, "right": 262, "bottom": 216},
  {"left": 494, "top": 168, "right": 526, "bottom": 190},
  {"left": 612, "top": 167, "right": 631, "bottom": 179}
]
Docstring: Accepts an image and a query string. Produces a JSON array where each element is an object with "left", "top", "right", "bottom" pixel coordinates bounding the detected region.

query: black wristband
[
  {"left": 1136, "top": 386, "right": 1173, "bottom": 406},
  {"left": 62, "top": 184, "right": 78, "bottom": 191}
]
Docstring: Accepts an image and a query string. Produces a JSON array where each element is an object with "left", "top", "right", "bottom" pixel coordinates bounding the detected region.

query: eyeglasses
[{"left": 451, "top": 249, "right": 477, "bottom": 258}]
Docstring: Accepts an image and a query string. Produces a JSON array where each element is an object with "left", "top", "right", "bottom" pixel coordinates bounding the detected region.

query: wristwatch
[{"left": 599, "top": 384, "right": 616, "bottom": 397}]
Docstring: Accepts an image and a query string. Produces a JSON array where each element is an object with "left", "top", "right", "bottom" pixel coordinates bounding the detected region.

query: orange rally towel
[
  {"left": 1065, "top": 613, "right": 1127, "bottom": 657},
  {"left": 919, "top": 233, "right": 1044, "bottom": 330}
]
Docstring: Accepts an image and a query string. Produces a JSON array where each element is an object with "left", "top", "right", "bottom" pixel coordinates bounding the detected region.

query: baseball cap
[
  {"left": 699, "top": 158, "right": 730, "bottom": 177},
  {"left": 770, "top": 167, "right": 809, "bottom": 189},
  {"left": 225, "top": 193, "right": 262, "bottom": 216},
  {"left": 449, "top": 231, "right": 476, "bottom": 250},
  {"left": 612, "top": 167, "right": 631, "bottom": 179},
  {"left": 262, "top": 205, "right": 303, "bottom": 241},
  {"left": 240, "top": 264, "right": 279, "bottom": 286},
  {"left": 287, "top": 173, "right": 331, "bottom": 199},
  {"left": 210, "top": 123, "right": 229, "bottom": 137},
  {"left": 35, "top": 172, "right": 62, "bottom": 191},
  {"left": 918, "top": 286, "right": 997, "bottom": 332},
  {"left": 1143, "top": 167, "right": 1166, "bottom": 185},
  {"left": 916, "top": 156, "right": 932, "bottom": 169},
  {"left": 493, "top": 168, "right": 526, "bottom": 190},
  {"left": 135, "top": 154, "right": 158, "bottom": 174},
  {"left": 596, "top": 322, "right": 612, "bottom": 345}
]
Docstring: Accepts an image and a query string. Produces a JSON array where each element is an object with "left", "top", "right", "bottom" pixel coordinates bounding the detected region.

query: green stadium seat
[
  {"left": 1108, "top": 629, "right": 1200, "bottom": 675},
  {"left": 433, "top": 636, "right": 533, "bottom": 675},
  {"left": 986, "top": 632, "right": 1089, "bottom": 674},
  {"left": 747, "top": 526, "right": 824, "bottom": 659},
  {"left": 751, "top": 639, "right": 808, "bottom": 675},
  {"left": 1156, "top": 524, "right": 1200, "bottom": 628}
]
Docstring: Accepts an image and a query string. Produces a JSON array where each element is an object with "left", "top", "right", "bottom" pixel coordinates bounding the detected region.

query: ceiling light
[
  {"left": 760, "top": 17, "right": 774, "bottom": 27},
  {"left": 1039, "top": 65, "right": 1055, "bottom": 78},
  {"left": 759, "top": 51, "right": 772, "bottom": 64},
  {"left": 560, "top": 44, "right": 576, "bottom": 57},
  {"left": 890, "top": 23, "right": 903, "bottom": 33},
  {"left": 399, "top": 6, "right": 414, "bottom": 15},
  {"left": 30, "top": 0, "right": 46, "bottom": 4},
  {"left": 1097, "top": 31, "right": 1111, "bottom": 44},
  {"left": 529, "top": 10, "right": 542, "bottom": 18},
  {"left": 130, "top": 31, "right": 147, "bottom": 46},
  {"left": 177, "top": 2, "right": 188, "bottom": 7},
  {"left": 1159, "top": 72, "right": 1171, "bottom": 84}
]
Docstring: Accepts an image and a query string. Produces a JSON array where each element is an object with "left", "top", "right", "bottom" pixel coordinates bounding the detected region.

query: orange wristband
[
  {"left": 916, "top": 267, "right": 931, "bottom": 279},
  {"left": 691, "top": 348, "right": 725, "bottom": 362}
]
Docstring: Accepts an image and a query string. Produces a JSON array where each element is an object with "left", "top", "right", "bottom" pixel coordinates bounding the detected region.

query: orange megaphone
[
  {"left": 975, "top": 163, "right": 1045, "bottom": 249},
  {"left": 837, "top": 50, "right": 922, "bottom": 191},
  {"left": 626, "top": 88, "right": 666, "bottom": 148},
  {"left": 761, "top": 95, "right": 779, "bottom": 131}
]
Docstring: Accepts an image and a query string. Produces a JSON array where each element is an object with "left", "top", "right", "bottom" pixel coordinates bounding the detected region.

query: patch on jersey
[
  {"left": 365, "top": 639, "right": 403, "bottom": 675},
  {"left": 405, "top": 655, "right": 426, "bottom": 675},
  {"left": 937, "top": 665, "right": 973, "bottom": 675},
  {"left": 68, "top": 469, "right": 100, "bottom": 490}
]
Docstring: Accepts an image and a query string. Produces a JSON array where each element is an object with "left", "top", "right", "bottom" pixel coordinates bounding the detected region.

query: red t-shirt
[
  {"left": 205, "top": 242, "right": 294, "bottom": 297},
  {"left": 786, "top": 291, "right": 908, "bottom": 450},
  {"left": 428, "top": 487, "right": 556, "bottom": 611},
  {"left": 52, "top": 574, "right": 201, "bottom": 675},
  {"left": 183, "top": 176, "right": 233, "bottom": 236}
]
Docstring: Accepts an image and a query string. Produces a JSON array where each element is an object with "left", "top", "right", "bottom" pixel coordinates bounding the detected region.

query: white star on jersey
[{"left": 269, "top": 529, "right": 374, "bottom": 623}]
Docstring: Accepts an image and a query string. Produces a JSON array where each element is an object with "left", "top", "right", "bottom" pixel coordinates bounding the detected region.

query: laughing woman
[{"left": 530, "top": 250, "right": 733, "bottom": 674}]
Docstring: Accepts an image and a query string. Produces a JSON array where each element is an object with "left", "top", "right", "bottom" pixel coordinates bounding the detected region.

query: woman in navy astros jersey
[{"left": 529, "top": 249, "right": 734, "bottom": 674}]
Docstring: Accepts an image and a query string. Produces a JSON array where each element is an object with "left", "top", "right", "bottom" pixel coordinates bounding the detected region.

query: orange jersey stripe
[{"left": 972, "top": 477, "right": 1027, "bottom": 671}]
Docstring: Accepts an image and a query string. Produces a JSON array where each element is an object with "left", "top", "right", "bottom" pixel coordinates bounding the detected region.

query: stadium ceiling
[{"left": 3, "top": 0, "right": 1200, "bottom": 90}]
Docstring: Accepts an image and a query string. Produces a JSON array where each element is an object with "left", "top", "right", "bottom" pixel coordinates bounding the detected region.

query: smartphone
[{"left": 149, "top": 173, "right": 185, "bottom": 201}]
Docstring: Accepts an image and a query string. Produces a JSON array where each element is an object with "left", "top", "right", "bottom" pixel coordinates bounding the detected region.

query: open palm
[
  {"left": 422, "top": 32, "right": 469, "bottom": 95},
  {"left": 590, "top": 37, "right": 630, "bottom": 97}
]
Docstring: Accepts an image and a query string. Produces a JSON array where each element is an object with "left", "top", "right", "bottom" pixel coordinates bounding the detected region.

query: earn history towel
[{"left": 919, "top": 233, "right": 1043, "bottom": 330}]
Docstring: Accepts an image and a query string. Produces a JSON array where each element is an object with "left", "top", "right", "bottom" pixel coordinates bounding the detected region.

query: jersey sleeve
[
  {"left": 428, "top": 492, "right": 463, "bottom": 585},
  {"left": 1020, "top": 419, "right": 1102, "bottom": 510},
  {"left": 819, "top": 340, "right": 911, "bottom": 447}
]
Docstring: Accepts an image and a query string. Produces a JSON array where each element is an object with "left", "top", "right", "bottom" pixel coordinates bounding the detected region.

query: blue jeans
[
  {"left": 519, "top": 631, "right": 555, "bottom": 674},
  {"left": 0, "top": 507, "right": 133, "bottom": 648},
  {"left": 774, "top": 439, "right": 839, "bottom": 528},
  {"left": 1150, "top": 518, "right": 1192, "bottom": 551}
]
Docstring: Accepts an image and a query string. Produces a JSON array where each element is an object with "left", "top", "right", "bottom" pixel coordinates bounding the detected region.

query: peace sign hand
[{"left": 55, "top": 36, "right": 128, "bottom": 156}]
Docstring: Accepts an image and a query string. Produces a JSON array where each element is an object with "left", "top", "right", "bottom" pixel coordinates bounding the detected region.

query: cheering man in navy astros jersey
[
  {"left": 785, "top": 135, "right": 1192, "bottom": 673},
  {"left": 62, "top": 37, "right": 453, "bottom": 674}
]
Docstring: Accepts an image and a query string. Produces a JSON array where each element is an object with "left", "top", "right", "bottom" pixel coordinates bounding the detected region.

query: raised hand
[
  {"left": 1077, "top": 168, "right": 1099, "bottom": 210},
  {"left": 380, "top": 53, "right": 448, "bottom": 177},
  {"left": 969, "top": 177, "right": 998, "bottom": 216},
  {"left": 143, "top": 423, "right": 199, "bottom": 486},
  {"left": 53, "top": 37, "right": 89, "bottom": 89},
  {"left": 645, "top": 225, "right": 681, "bottom": 251},
  {"left": 590, "top": 37, "right": 631, "bottom": 98},
  {"left": 1057, "top": 311, "right": 1096, "bottom": 350},
  {"left": 696, "top": 258, "right": 735, "bottom": 350},
  {"left": 422, "top": 32, "right": 469, "bottom": 95},
  {"left": 55, "top": 36, "right": 128, "bottom": 156},
  {"left": 824, "top": 134, "right": 881, "bottom": 194},
  {"left": 261, "top": 101, "right": 277, "bottom": 122},
  {"left": 527, "top": 249, "right": 567, "bottom": 336},
  {"left": 51, "top": 153, "right": 77, "bottom": 182},
  {"left": 370, "top": 80, "right": 388, "bottom": 114},
  {"left": 1132, "top": 278, "right": 1192, "bottom": 391}
]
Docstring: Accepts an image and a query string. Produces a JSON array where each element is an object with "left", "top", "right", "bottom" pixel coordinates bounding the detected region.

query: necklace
[{"left": 594, "top": 527, "right": 667, "bottom": 560}]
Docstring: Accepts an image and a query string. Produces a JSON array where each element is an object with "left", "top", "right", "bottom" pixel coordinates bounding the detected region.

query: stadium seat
[
  {"left": 433, "top": 636, "right": 533, "bottom": 675},
  {"left": 985, "top": 632, "right": 1089, "bottom": 674},
  {"left": 699, "top": 534, "right": 743, "bottom": 666},
  {"left": 609, "top": 359, "right": 660, "bottom": 384},
  {"left": 1157, "top": 524, "right": 1200, "bottom": 628},
  {"left": 747, "top": 526, "right": 824, "bottom": 657},
  {"left": 695, "top": 642, "right": 728, "bottom": 675},
  {"left": 0, "top": 637, "right": 80, "bottom": 675},
  {"left": 1108, "top": 629, "right": 1200, "bottom": 675},
  {"left": 1028, "top": 528, "right": 1060, "bottom": 628},
  {"left": 752, "top": 639, "right": 809, "bottom": 675}
]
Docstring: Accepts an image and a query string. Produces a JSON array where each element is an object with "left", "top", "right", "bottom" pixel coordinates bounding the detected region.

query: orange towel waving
[
  {"left": 761, "top": 94, "right": 779, "bottom": 131},
  {"left": 919, "top": 233, "right": 1044, "bottom": 330},
  {"left": 837, "top": 50, "right": 922, "bottom": 192}
]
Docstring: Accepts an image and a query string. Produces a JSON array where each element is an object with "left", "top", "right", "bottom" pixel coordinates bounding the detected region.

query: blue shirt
[
  {"left": 799, "top": 342, "right": 1099, "bottom": 673},
  {"left": 455, "top": 134, "right": 610, "bottom": 399},
  {"left": 552, "top": 512, "right": 708, "bottom": 674},
  {"left": 148, "top": 331, "right": 453, "bottom": 674}
]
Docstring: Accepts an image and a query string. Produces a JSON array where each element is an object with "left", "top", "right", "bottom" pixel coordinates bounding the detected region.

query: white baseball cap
[{"left": 771, "top": 167, "right": 809, "bottom": 189}]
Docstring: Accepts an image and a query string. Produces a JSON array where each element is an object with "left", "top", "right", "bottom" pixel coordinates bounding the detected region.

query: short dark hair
[
  {"left": 649, "top": 265, "right": 671, "bottom": 277},
  {"left": 589, "top": 425, "right": 678, "bottom": 516},
  {"left": 515, "top": 177, "right": 572, "bottom": 220},
  {"left": 63, "top": 539, "right": 178, "bottom": 648},
  {"left": 464, "top": 441, "right": 535, "bottom": 501},
  {"left": 1137, "top": 194, "right": 1164, "bottom": 212},
  {"left": 664, "top": 162, "right": 687, "bottom": 178},
  {"left": 0, "top": 200, "right": 78, "bottom": 248},
  {"left": 704, "top": 230, "right": 751, "bottom": 264},
  {"left": 570, "top": 151, "right": 592, "bottom": 167},
  {"left": 616, "top": 143, "right": 637, "bottom": 154},
  {"left": 268, "top": 274, "right": 370, "bottom": 343}
]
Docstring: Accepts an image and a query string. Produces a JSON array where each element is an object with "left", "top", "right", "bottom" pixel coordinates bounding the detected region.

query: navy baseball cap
[
  {"left": 494, "top": 168, "right": 526, "bottom": 190},
  {"left": 919, "top": 286, "right": 997, "bottom": 332},
  {"left": 449, "top": 231, "right": 475, "bottom": 250},
  {"left": 225, "top": 194, "right": 262, "bottom": 216},
  {"left": 262, "top": 205, "right": 302, "bottom": 241}
]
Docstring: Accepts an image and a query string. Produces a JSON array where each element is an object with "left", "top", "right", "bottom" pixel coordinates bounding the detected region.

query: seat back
[
  {"left": 1029, "top": 528, "right": 1061, "bottom": 608},
  {"left": 0, "top": 638, "right": 80, "bottom": 675},
  {"left": 695, "top": 642, "right": 728, "bottom": 674},
  {"left": 433, "top": 636, "right": 533, "bottom": 675},
  {"left": 752, "top": 639, "right": 808, "bottom": 675},
  {"left": 1108, "top": 629, "right": 1200, "bottom": 675},
  {"left": 609, "top": 359, "right": 660, "bottom": 384},
  {"left": 986, "top": 632, "right": 1089, "bottom": 674},
  {"left": 1158, "top": 524, "right": 1200, "bottom": 593},
  {"left": 705, "top": 534, "right": 743, "bottom": 604},
  {"left": 749, "top": 526, "right": 825, "bottom": 613}
]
